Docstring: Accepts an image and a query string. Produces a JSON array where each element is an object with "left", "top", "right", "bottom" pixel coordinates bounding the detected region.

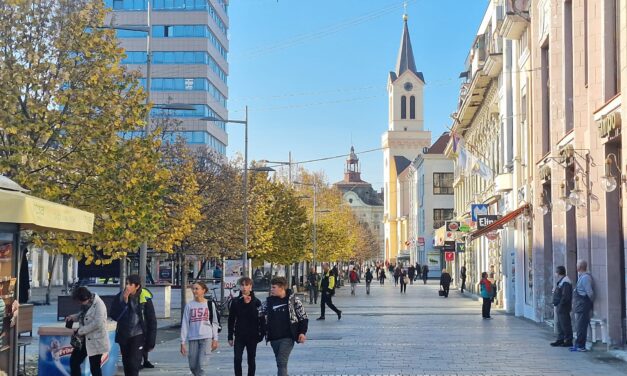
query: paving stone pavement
[{"left": 136, "top": 281, "right": 627, "bottom": 376}]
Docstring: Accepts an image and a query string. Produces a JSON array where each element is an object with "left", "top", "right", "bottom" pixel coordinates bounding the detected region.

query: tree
[{"left": 353, "top": 223, "right": 380, "bottom": 262}]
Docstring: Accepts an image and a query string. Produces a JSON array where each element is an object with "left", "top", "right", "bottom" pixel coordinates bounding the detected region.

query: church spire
[{"left": 395, "top": 12, "right": 418, "bottom": 77}]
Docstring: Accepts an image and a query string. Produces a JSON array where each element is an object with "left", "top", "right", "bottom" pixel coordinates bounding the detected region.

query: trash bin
[{"left": 38, "top": 321, "right": 119, "bottom": 376}]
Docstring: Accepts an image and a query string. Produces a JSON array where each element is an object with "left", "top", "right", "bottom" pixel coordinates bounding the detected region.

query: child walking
[{"left": 181, "top": 282, "right": 220, "bottom": 376}]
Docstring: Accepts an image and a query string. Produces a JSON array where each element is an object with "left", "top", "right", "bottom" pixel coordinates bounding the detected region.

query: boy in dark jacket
[
  {"left": 228, "top": 277, "right": 265, "bottom": 376},
  {"left": 262, "top": 277, "right": 308, "bottom": 376},
  {"left": 110, "top": 274, "right": 157, "bottom": 376},
  {"left": 551, "top": 265, "right": 573, "bottom": 347}
]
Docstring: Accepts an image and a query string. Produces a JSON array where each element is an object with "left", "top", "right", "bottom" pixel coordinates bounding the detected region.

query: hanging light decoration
[
  {"left": 568, "top": 176, "right": 584, "bottom": 206},
  {"left": 600, "top": 156, "right": 618, "bottom": 192},
  {"left": 555, "top": 182, "right": 573, "bottom": 212},
  {"left": 538, "top": 191, "right": 551, "bottom": 216}
]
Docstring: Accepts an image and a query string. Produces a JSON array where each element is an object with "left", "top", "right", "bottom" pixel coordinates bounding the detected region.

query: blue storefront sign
[{"left": 471, "top": 204, "right": 489, "bottom": 222}]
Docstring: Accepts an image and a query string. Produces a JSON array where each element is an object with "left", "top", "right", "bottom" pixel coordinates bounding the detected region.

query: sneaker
[
  {"left": 569, "top": 346, "right": 580, "bottom": 352},
  {"left": 143, "top": 361, "right": 155, "bottom": 369},
  {"left": 577, "top": 347, "right": 588, "bottom": 352},
  {"left": 337, "top": 311, "right": 342, "bottom": 320},
  {"left": 561, "top": 341, "right": 573, "bottom": 347},
  {"left": 550, "top": 340, "right": 564, "bottom": 347},
  {"left": 316, "top": 316, "right": 325, "bottom": 320}
]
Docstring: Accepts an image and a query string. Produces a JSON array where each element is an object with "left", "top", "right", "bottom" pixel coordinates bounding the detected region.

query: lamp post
[
  {"left": 293, "top": 181, "right": 325, "bottom": 268},
  {"left": 201, "top": 107, "right": 250, "bottom": 278},
  {"left": 259, "top": 152, "right": 293, "bottom": 184}
]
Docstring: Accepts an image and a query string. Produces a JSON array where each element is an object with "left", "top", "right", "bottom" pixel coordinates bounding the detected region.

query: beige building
[
  {"left": 334, "top": 148, "right": 384, "bottom": 260},
  {"left": 382, "top": 14, "right": 432, "bottom": 263},
  {"left": 530, "top": 0, "right": 626, "bottom": 346}
]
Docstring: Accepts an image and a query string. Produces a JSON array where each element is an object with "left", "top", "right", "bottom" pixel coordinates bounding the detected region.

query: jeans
[
  {"left": 308, "top": 285, "right": 318, "bottom": 304},
  {"left": 557, "top": 310, "right": 573, "bottom": 342},
  {"left": 366, "top": 282, "right": 371, "bottom": 294},
  {"left": 234, "top": 338, "right": 258, "bottom": 376},
  {"left": 460, "top": 278, "right": 466, "bottom": 293},
  {"left": 399, "top": 281, "right": 407, "bottom": 293},
  {"left": 320, "top": 291, "right": 340, "bottom": 318},
  {"left": 350, "top": 282, "right": 357, "bottom": 295},
  {"left": 270, "top": 338, "right": 294, "bottom": 376},
  {"left": 482, "top": 298, "right": 492, "bottom": 318},
  {"left": 187, "top": 339, "right": 210, "bottom": 376},
  {"left": 379, "top": 277, "right": 385, "bottom": 285},
  {"left": 575, "top": 309, "right": 592, "bottom": 348},
  {"left": 70, "top": 342, "right": 102, "bottom": 376},
  {"left": 119, "top": 334, "right": 145, "bottom": 376}
]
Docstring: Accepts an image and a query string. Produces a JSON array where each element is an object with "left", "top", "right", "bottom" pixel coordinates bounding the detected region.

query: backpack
[{"left": 207, "top": 298, "right": 222, "bottom": 333}]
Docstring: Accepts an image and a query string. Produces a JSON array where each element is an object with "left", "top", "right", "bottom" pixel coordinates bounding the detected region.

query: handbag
[
  {"left": 403, "top": 276, "right": 410, "bottom": 284},
  {"left": 438, "top": 288, "right": 445, "bottom": 297},
  {"left": 70, "top": 332, "right": 83, "bottom": 349}
]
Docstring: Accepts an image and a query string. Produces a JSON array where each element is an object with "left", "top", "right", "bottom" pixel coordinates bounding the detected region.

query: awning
[
  {"left": 470, "top": 204, "right": 529, "bottom": 241},
  {"left": 0, "top": 189, "right": 94, "bottom": 234}
]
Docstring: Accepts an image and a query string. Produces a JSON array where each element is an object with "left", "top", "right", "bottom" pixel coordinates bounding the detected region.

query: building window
[
  {"left": 401, "top": 95, "right": 407, "bottom": 119},
  {"left": 611, "top": 0, "right": 621, "bottom": 96},
  {"left": 433, "top": 173, "right": 454, "bottom": 195},
  {"left": 541, "top": 43, "right": 550, "bottom": 154},
  {"left": 410, "top": 96, "right": 415, "bottom": 119},
  {"left": 433, "top": 209, "right": 454, "bottom": 229}
]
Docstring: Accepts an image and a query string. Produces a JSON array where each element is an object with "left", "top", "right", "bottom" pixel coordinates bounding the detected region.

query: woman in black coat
[{"left": 440, "top": 269, "right": 452, "bottom": 297}]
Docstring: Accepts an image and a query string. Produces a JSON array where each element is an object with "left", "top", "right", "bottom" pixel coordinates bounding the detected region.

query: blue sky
[{"left": 226, "top": 0, "right": 488, "bottom": 190}]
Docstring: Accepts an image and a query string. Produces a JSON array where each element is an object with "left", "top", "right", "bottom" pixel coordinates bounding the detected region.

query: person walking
[
  {"left": 180, "top": 282, "right": 220, "bottom": 376},
  {"left": 306, "top": 268, "right": 319, "bottom": 305},
  {"left": 571, "top": 260, "right": 594, "bottom": 352},
  {"left": 263, "top": 277, "right": 308, "bottom": 376},
  {"left": 421, "top": 265, "right": 429, "bottom": 285},
  {"left": 399, "top": 269, "right": 408, "bottom": 294},
  {"left": 407, "top": 265, "right": 415, "bottom": 285},
  {"left": 415, "top": 263, "right": 421, "bottom": 281},
  {"left": 111, "top": 274, "right": 157, "bottom": 376},
  {"left": 440, "top": 269, "right": 452, "bottom": 298},
  {"left": 460, "top": 264, "right": 467, "bottom": 293},
  {"left": 317, "top": 263, "right": 342, "bottom": 320},
  {"left": 349, "top": 268, "right": 360, "bottom": 296},
  {"left": 228, "top": 278, "right": 265, "bottom": 376},
  {"left": 479, "top": 272, "right": 493, "bottom": 319},
  {"left": 66, "top": 287, "right": 109, "bottom": 376},
  {"left": 378, "top": 268, "right": 386, "bottom": 285},
  {"left": 365, "top": 268, "right": 374, "bottom": 295},
  {"left": 393, "top": 266, "right": 401, "bottom": 286},
  {"left": 550, "top": 266, "right": 573, "bottom": 348}
]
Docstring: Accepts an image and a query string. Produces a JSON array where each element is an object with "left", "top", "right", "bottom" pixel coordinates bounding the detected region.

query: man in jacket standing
[
  {"left": 228, "top": 277, "right": 265, "bottom": 376},
  {"left": 571, "top": 260, "right": 594, "bottom": 352},
  {"left": 349, "top": 267, "right": 359, "bottom": 296},
  {"left": 263, "top": 277, "right": 308, "bottom": 376},
  {"left": 111, "top": 274, "right": 157, "bottom": 376},
  {"left": 306, "top": 268, "right": 319, "bottom": 304},
  {"left": 460, "top": 264, "right": 467, "bottom": 293},
  {"left": 317, "top": 263, "right": 342, "bottom": 320},
  {"left": 365, "top": 268, "right": 374, "bottom": 295},
  {"left": 439, "top": 269, "right": 452, "bottom": 298},
  {"left": 550, "top": 266, "right": 573, "bottom": 347}
]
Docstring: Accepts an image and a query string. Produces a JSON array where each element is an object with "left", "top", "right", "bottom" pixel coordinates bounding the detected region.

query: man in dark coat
[
  {"left": 550, "top": 266, "right": 573, "bottom": 347},
  {"left": 111, "top": 274, "right": 157, "bottom": 376},
  {"left": 439, "top": 269, "right": 452, "bottom": 297}
]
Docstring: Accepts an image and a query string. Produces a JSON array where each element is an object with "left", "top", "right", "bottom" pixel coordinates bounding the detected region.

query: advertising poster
[
  {"left": 427, "top": 251, "right": 441, "bottom": 270},
  {"left": 223, "top": 259, "right": 243, "bottom": 289},
  {"left": 39, "top": 330, "right": 118, "bottom": 376}
]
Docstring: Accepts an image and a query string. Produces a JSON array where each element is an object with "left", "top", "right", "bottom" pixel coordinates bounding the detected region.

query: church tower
[{"left": 382, "top": 13, "right": 431, "bottom": 263}]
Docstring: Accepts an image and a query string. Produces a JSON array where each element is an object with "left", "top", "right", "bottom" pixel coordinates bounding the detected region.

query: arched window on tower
[
  {"left": 410, "top": 96, "right": 416, "bottom": 119},
  {"left": 401, "top": 96, "right": 407, "bottom": 119}
]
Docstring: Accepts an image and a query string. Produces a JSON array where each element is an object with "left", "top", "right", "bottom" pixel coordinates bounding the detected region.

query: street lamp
[
  {"left": 259, "top": 153, "right": 293, "bottom": 184},
  {"left": 201, "top": 107, "right": 250, "bottom": 278},
  {"left": 294, "top": 181, "right": 323, "bottom": 268}
]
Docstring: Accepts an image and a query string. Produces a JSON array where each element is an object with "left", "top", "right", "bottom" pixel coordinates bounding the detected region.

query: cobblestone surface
[{"left": 135, "top": 281, "right": 627, "bottom": 376}]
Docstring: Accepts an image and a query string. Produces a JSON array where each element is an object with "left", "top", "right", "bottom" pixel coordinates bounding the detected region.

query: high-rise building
[{"left": 104, "top": 0, "right": 229, "bottom": 154}]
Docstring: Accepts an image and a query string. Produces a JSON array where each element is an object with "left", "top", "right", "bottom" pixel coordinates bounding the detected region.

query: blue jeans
[{"left": 270, "top": 338, "right": 294, "bottom": 376}]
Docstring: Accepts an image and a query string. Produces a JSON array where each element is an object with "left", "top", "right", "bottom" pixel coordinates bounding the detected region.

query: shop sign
[
  {"left": 598, "top": 111, "right": 621, "bottom": 138},
  {"left": 445, "top": 252, "right": 455, "bottom": 262},
  {"left": 417, "top": 237, "right": 425, "bottom": 246},
  {"left": 459, "top": 224, "right": 471, "bottom": 232},
  {"left": 443, "top": 241, "right": 455, "bottom": 252},
  {"left": 446, "top": 221, "right": 461, "bottom": 232},
  {"left": 471, "top": 204, "right": 489, "bottom": 222},
  {"left": 477, "top": 215, "right": 501, "bottom": 230},
  {"left": 456, "top": 243, "right": 466, "bottom": 253}
]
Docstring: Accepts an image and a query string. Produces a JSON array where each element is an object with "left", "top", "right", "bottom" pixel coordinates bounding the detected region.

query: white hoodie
[{"left": 180, "top": 300, "right": 219, "bottom": 343}]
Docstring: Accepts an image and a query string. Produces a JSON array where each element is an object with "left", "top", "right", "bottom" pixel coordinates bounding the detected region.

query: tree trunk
[
  {"left": 45, "top": 254, "right": 57, "bottom": 305},
  {"left": 180, "top": 252, "right": 188, "bottom": 322}
]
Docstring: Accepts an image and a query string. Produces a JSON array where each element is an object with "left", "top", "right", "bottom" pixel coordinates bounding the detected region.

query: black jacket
[
  {"left": 552, "top": 276, "right": 573, "bottom": 313},
  {"left": 110, "top": 288, "right": 157, "bottom": 349},
  {"left": 263, "top": 289, "right": 308, "bottom": 342},
  {"left": 227, "top": 292, "right": 265, "bottom": 342},
  {"left": 440, "top": 272, "right": 452, "bottom": 286}
]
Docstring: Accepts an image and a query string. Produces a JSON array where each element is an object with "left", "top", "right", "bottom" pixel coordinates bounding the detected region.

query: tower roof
[
  {"left": 346, "top": 146, "right": 359, "bottom": 162},
  {"left": 392, "top": 16, "right": 424, "bottom": 83}
]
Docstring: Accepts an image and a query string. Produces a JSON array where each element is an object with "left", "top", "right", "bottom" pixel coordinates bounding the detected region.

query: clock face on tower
[{"left": 403, "top": 82, "right": 413, "bottom": 91}]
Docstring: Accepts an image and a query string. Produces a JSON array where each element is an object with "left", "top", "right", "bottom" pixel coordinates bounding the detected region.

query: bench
[{"left": 589, "top": 318, "right": 608, "bottom": 344}]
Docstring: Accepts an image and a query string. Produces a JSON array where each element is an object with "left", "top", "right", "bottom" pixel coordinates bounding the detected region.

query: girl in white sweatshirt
[{"left": 180, "top": 282, "right": 219, "bottom": 376}]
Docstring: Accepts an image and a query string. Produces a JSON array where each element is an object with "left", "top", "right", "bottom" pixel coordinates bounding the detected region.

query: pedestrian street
[{"left": 140, "top": 281, "right": 627, "bottom": 376}]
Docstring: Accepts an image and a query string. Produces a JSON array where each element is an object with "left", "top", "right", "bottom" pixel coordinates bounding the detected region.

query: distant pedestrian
[
  {"left": 228, "top": 278, "right": 265, "bottom": 376},
  {"left": 111, "top": 275, "right": 157, "bottom": 376},
  {"left": 180, "top": 282, "right": 220, "bottom": 376},
  {"left": 550, "top": 266, "right": 573, "bottom": 348},
  {"left": 349, "top": 268, "right": 360, "bottom": 295},
  {"left": 479, "top": 272, "right": 493, "bottom": 319},
  {"left": 378, "top": 269, "right": 386, "bottom": 285},
  {"left": 213, "top": 265, "right": 223, "bottom": 279},
  {"left": 415, "top": 263, "right": 421, "bottom": 281},
  {"left": 306, "top": 268, "right": 319, "bottom": 305},
  {"left": 399, "top": 270, "right": 408, "bottom": 294},
  {"left": 317, "top": 263, "right": 342, "bottom": 320},
  {"left": 440, "top": 269, "right": 452, "bottom": 298},
  {"left": 263, "top": 277, "right": 308, "bottom": 376},
  {"left": 421, "top": 265, "right": 429, "bottom": 284},
  {"left": 365, "top": 268, "right": 374, "bottom": 295},
  {"left": 66, "top": 287, "right": 109, "bottom": 376},
  {"left": 331, "top": 265, "right": 340, "bottom": 289},
  {"left": 407, "top": 265, "right": 415, "bottom": 285},
  {"left": 571, "top": 260, "right": 594, "bottom": 352},
  {"left": 460, "top": 264, "right": 467, "bottom": 293},
  {"left": 393, "top": 266, "right": 401, "bottom": 286}
]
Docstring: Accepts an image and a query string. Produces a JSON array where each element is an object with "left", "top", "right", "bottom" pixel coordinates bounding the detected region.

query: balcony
[
  {"left": 483, "top": 34, "right": 503, "bottom": 77},
  {"left": 501, "top": 0, "right": 530, "bottom": 40},
  {"left": 494, "top": 173, "right": 513, "bottom": 192}
]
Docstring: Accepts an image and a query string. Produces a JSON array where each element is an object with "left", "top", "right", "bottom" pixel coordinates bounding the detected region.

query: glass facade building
[{"left": 105, "top": 0, "right": 229, "bottom": 154}]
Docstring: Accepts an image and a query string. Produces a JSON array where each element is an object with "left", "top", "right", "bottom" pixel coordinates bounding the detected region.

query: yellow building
[{"left": 382, "top": 14, "right": 431, "bottom": 263}]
